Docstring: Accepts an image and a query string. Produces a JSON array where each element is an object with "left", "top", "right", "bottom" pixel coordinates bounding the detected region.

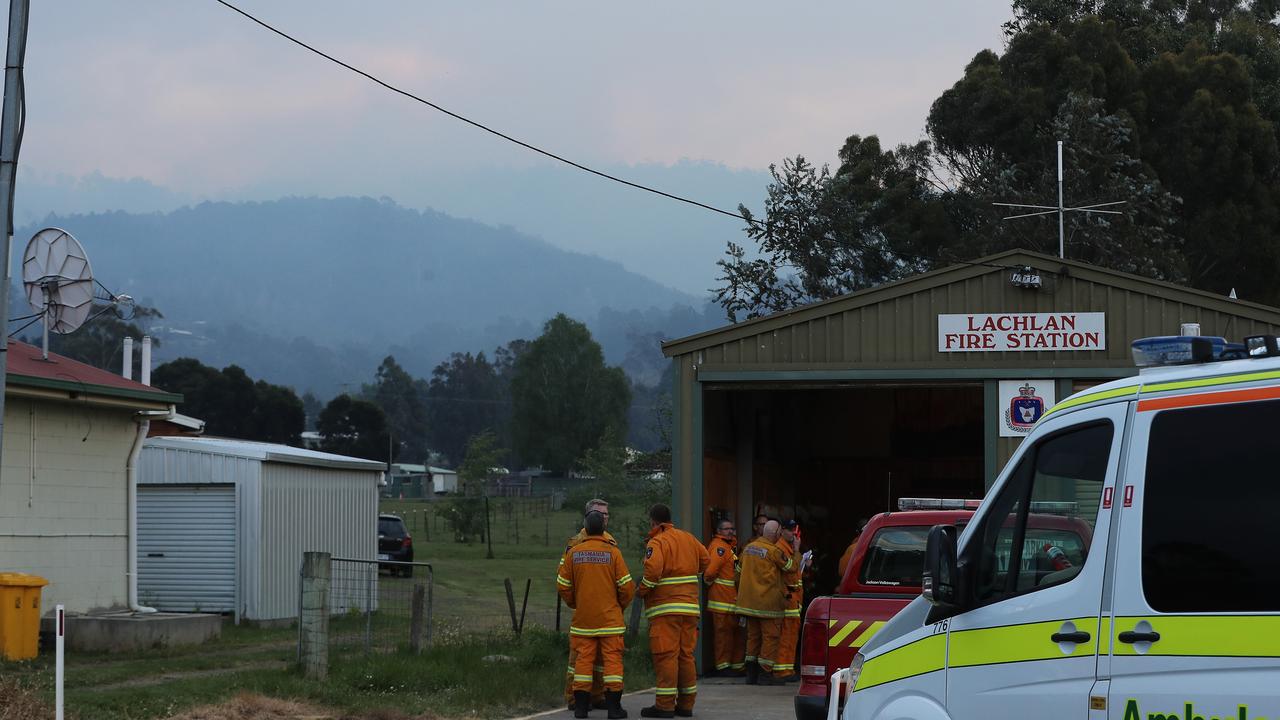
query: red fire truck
[{"left": 794, "top": 498, "right": 1091, "bottom": 720}]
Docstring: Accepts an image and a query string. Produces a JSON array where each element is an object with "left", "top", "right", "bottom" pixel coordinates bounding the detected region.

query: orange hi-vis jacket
[
  {"left": 705, "top": 536, "right": 738, "bottom": 614},
  {"left": 777, "top": 538, "right": 802, "bottom": 615},
  {"left": 735, "top": 537, "right": 792, "bottom": 618},
  {"left": 636, "top": 523, "right": 709, "bottom": 620},
  {"left": 557, "top": 535, "right": 635, "bottom": 636}
]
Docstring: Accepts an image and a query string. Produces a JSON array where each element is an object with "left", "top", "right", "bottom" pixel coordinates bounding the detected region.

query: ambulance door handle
[
  {"left": 1051, "top": 631, "right": 1090, "bottom": 644},
  {"left": 1118, "top": 630, "right": 1160, "bottom": 644}
]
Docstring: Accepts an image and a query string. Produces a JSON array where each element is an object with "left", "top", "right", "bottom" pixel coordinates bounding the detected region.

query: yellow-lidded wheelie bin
[{"left": 0, "top": 572, "right": 49, "bottom": 660}]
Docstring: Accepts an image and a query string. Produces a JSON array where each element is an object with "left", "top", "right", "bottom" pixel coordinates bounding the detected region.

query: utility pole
[
  {"left": 0, "top": 0, "right": 30, "bottom": 472},
  {"left": 994, "top": 140, "right": 1126, "bottom": 259}
]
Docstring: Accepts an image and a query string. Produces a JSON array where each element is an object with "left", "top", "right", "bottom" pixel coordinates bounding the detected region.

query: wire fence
[{"left": 325, "top": 557, "right": 434, "bottom": 654}]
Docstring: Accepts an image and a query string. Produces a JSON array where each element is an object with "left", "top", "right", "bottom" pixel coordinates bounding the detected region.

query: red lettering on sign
[
  {"left": 1123, "top": 485, "right": 1134, "bottom": 508},
  {"left": 1102, "top": 487, "right": 1113, "bottom": 509}
]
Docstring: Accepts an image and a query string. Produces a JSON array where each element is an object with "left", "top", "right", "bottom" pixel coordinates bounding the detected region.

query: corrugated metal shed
[{"left": 139, "top": 436, "right": 383, "bottom": 622}]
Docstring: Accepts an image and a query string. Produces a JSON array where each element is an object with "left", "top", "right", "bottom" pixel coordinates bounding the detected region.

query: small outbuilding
[
  {"left": 137, "top": 436, "right": 385, "bottom": 622},
  {"left": 429, "top": 466, "right": 458, "bottom": 494}
]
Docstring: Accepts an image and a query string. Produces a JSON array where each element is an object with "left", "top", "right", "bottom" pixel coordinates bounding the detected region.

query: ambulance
[{"left": 830, "top": 333, "right": 1280, "bottom": 720}]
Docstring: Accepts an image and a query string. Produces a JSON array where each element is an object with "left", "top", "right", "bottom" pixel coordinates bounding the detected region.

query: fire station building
[{"left": 662, "top": 249, "right": 1280, "bottom": 590}]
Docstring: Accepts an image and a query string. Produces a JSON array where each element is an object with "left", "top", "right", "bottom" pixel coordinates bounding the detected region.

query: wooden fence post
[
  {"left": 504, "top": 578, "right": 519, "bottom": 633},
  {"left": 409, "top": 584, "right": 426, "bottom": 654},
  {"left": 299, "top": 551, "right": 331, "bottom": 679}
]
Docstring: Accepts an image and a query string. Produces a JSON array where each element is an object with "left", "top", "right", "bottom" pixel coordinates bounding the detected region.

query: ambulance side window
[
  {"left": 1143, "top": 398, "right": 1280, "bottom": 612},
  {"left": 970, "top": 422, "right": 1112, "bottom": 606}
]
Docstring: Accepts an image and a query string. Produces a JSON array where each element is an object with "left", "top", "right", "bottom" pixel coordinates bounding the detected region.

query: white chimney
[
  {"left": 1180, "top": 322, "right": 1201, "bottom": 337},
  {"left": 141, "top": 336, "right": 152, "bottom": 386},
  {"left": 123, "top": 337, "right": 134, "bottom": 380}
]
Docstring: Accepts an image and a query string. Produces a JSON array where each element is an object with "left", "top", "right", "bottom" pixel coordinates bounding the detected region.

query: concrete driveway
[{"left": 511, "top": 677, "right": 797, "bottom": 720}]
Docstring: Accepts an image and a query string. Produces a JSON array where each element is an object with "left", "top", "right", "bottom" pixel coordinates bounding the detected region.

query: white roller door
[{"left": 138, "top": 484, "right": 236, "bottom": 613}]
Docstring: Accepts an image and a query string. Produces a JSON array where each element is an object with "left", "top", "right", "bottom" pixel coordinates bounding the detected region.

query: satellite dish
[{"left": 22, "top": 227, "right": 95, "bottom": 358}]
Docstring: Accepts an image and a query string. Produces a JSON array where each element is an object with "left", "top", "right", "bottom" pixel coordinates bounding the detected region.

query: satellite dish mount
[{"left": 21, "top": 228, "right": 95, "bottom": 360}]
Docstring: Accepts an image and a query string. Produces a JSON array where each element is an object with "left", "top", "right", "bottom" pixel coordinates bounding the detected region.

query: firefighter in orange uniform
[
  {"left": 773, "top": 520, "right": 805, "bottom": 682},
  {"left": 564, "top": 499, "right": 616, "bottom": 711},
  {"left": 735, "top": 519, "right": 790, "bottom": 685},
  {"left": 635, "top": 504, "right": 709, "bottom": 718},
  {"left": 558, "top": 509, "right": 635, "bottom": 719},
  {"left": 837, "top": 517, "right": 870, "bottom": 580},
  {"left": 704, "top": 517, "right": 745, "bottom": 677}
]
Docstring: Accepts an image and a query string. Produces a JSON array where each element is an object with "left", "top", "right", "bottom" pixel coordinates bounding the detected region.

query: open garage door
[
  {"left": 138, "top": 484, "right": 236, "bottom": 613},
  {"left": 702, "top": 383, "right": 985, "bottom": 595}
]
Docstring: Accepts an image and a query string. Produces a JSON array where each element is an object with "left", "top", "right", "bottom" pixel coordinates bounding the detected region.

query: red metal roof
[{"left": 5, "top": 339, "right": 180, "bottom": 403}]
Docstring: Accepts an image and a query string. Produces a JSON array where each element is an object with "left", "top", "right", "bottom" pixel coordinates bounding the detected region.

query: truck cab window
[{"left": 970, "top": 422, "right": 1111, "bottom": 606}]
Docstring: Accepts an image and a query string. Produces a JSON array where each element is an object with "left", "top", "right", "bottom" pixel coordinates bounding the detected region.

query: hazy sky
[{"left": 20, "top": 1, "right": 1014, "bottom": 293}]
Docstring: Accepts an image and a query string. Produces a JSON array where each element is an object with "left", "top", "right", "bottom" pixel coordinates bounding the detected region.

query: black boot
[
  {"left": 758, "top": 672, "right": 784, "bottom": 686},
  {"left": 605, "top": 690, "right": 628, "bottom": 719},
  {"left": 744, "top": 661, "right": 759, "bottom": 685},
  {"left": 639, "top": 707, "right": 674, "bottom": 718},
  {"left": 574, "top": 690, "right": 592, "bottom": 718}
]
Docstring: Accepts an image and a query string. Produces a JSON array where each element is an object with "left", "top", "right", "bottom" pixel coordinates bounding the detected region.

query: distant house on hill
[{"left": 0, "top": 339, "right": 181, "bottom": 615}]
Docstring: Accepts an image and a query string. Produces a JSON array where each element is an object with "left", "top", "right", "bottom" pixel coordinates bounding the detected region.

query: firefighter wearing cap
[
  {"left": 563, "top": 499, "right": 616, "bottom": 711},
  {"left": 736, "top": 519, "right": 791, "bottom": 686},
  {"left": 636, "top": 504, "right": 709, "bottom": 719},
  {"left": 558, "top": 509, "right": 634, "bottom": 719},
  {"left": 774, "top": 520, "right": 804, "bottom": 681},
  {"left": 704, "top": 517, "right": 745, "bottom": 677}
]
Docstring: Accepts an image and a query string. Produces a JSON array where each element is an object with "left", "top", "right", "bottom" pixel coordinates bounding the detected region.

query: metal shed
[
  {"left": 137, "top": 436, "right": 384, "bottom": 622},
  {"left": 662, "top": 249, "right": 1280, "bottom": 591}
]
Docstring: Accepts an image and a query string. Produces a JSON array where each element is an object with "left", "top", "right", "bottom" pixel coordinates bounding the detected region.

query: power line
[
  {"left": 211, "top": 0, "right": 1056, "bottom": 281},
  {"left": 211, "top": 0, "right": 751, "bottom": 224}
]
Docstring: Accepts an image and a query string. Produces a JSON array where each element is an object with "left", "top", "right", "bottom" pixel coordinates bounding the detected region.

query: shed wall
[{"left": 258, "top": 463, "right": 378, "bottom": 620}]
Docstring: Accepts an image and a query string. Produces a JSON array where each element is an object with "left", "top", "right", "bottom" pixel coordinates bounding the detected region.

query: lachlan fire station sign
[{"left": 938, "top": 312, "right": 1106, "bottom": 352}]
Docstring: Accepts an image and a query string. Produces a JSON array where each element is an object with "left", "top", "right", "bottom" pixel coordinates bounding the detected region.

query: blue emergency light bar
[{"left": 1131, "top": 335, "right": 1246, "bottom": 368}]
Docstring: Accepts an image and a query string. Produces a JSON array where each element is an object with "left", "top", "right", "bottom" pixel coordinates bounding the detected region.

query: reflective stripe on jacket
[
  {"left": 736, "top": 537, "right": 790, "bottom": 618},
  {"left": 636, "top": 523, "right": 709, "bottom": 619},
  {"left": 704, "top": 536, "right": 738, "bottom": 613},
  {"left": 557, "top": 535, "right": 635, "bottom": 636}
]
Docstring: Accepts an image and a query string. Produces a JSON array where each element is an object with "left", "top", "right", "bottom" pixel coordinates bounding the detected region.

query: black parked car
[{"left": 377, "top": 513, "right": 414, "bottom": 577}]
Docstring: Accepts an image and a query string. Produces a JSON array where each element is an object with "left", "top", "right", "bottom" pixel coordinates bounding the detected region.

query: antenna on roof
[
  {"left": 993, "top": 140, "right": 1127, "bottom": 260},
  {"left": 21, "top": 228, "right": 95, "bottom": 359}
]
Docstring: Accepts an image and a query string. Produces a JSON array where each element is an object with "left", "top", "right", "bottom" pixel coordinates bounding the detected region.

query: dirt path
[{"left": 86, "top": 660, "right": 290, "bottom": 691}]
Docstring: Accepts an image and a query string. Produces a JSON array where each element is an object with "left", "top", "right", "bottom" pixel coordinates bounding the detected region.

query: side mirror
[{"left": 923, "top": 524, "right": 959, "bottom": 609}]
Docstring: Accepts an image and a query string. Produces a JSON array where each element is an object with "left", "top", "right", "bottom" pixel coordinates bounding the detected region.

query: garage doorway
[
  {"left": 702, "top": 383, "right": 985, "bottom": 594},
  {"left": 138, "top": 484, "right": 236, "bottom": 613}
]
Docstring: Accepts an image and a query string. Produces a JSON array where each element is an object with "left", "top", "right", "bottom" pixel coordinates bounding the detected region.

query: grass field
[
  {"left": 379, "top": 495, "right": 657, "bottom": 632},
  {"left": 2, "top": 626, "right": 656, "bottom": 719}
]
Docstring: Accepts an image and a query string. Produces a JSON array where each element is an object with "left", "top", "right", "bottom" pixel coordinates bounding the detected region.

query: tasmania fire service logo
[{"left": 1005, "top": 383, "right": 1045, "bottom": 434}]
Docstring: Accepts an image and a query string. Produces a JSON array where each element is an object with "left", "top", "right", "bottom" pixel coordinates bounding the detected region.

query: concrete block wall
[{"left": 0, "top": 398, "right": 139, "bottom": 613}]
